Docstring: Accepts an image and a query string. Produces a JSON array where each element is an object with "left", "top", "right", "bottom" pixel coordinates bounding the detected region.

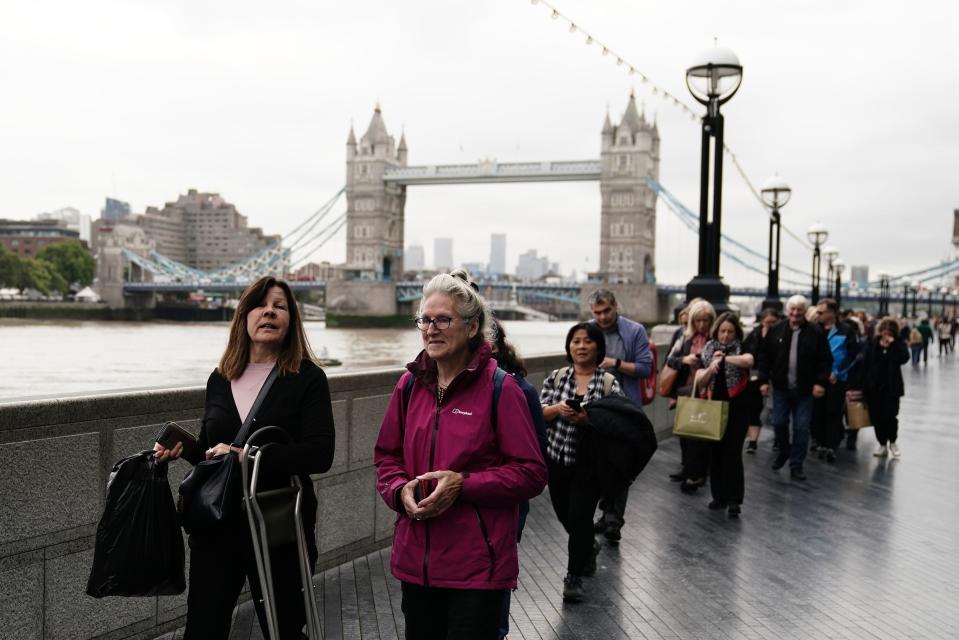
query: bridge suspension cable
[
  {"left": 652, "top": 180, "right": 810, "bottom": 288},
  {"left": 525, "top": 0, "right": 814, "bottom": 252},
  {"left": 288, "top": 212, "right": 348, "bottom": 270},
  {"left": 281, "top": 187, "right": 345, "bottom": 249},
  {"left": 647, "top": 177, "right": 812, "bottom": 286},
  {"left": 873, "top": 258, "right": 959, "bottom": 286}
]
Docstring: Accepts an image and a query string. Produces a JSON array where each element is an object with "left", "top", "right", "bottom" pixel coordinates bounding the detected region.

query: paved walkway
[{"left": 176, "top": 354, "right": 959, "bottom": 639}]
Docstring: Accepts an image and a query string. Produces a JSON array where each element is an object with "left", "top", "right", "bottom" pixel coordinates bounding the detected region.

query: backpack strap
[
  {"left": 491, "top": 367, "right": 507, "bottom": 433},
  {"left": 552, "top": 366, "right": 570, "bottom": 389},
  {"left": 402, "top": 372, "right": 415, "bottom": 413}
]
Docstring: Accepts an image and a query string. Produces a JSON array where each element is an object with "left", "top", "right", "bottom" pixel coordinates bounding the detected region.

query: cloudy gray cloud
[{"left": 1, "top": 0, "right": 956, "bottom": 288}]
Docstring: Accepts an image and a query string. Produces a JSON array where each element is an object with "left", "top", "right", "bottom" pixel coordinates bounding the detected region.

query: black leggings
[
  {"left": 709, "top": 396, "right": 749, "bottom": 505},
  {"left": 401, "top": 582, "right": 504, "bottom": 640},
  {"left": 868, "top": 393, "right": 901, "bottom": 445},
  {"left": 184, "top": 523, "right": 317, "bottom": 640},
  {"left": 547, "top": 459, "right": 602, "bottom": 577}
]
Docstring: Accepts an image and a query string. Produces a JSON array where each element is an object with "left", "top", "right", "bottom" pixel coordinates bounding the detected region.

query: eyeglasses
[
  {"left": 415, "top": 315, "right": 456, "bottom": 330},
  {"left": 414, "top": 315, "right": 474, "bottom": 331}
]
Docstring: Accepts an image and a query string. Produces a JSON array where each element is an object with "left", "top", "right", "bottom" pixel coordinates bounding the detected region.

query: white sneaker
[
  {"left": 889, "top": 442, "right": 901, "bottom": 458},
  {"left": 874, "top": 445, "right": 888, "bottom": 458}
]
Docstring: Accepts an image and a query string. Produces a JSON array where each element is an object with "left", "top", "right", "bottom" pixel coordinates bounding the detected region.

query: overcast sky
[{"left": 1, "top": 0, "right": 957, "bottom": 288}]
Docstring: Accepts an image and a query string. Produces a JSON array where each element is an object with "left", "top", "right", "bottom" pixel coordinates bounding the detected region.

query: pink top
[{"left": 231, "top": 362, "right": 275, "bottom": 423}]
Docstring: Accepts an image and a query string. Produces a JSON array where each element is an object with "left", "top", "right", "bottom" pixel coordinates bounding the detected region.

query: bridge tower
[
  {"left": 592, "top": 93, "right": 662, "bottom": 321},
  {"left": 599, "top": 92, "right": 659, "bottom": 285},
  {"left": 344, "top": 104, "right": 407, "bottom": 281}
]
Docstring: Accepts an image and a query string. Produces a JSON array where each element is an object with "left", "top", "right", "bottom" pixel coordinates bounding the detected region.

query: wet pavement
[{"left": 184, "top": 353, "right": 959, "bottom": 639}]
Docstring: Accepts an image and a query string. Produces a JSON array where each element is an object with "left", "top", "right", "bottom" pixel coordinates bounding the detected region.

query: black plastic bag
[{"left": 86, "top": 450, "right": 186, "bottom": 597}]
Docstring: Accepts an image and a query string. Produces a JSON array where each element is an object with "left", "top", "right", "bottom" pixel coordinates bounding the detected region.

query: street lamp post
[
  {"left": 832, "top": 258, "right": 845, "bottom": 310},
  {"left": 807, "top": 223, "right": 828, "bottom": 304},
  {"left": 902, "top": 283, "right": 911, "bottom": 317},
  {"left": 822, "top": 246, "right": 839, "bottom": 301},
  {"left": 683, "top": 41, "right": 743, "bottom": 314},
  {"left": 877, "top": 273, "right": 890, "bottom": 317},
  {"left": 760, "top": 176, "right": 791, "bottom": 312},
  {"left": 911, "top": 281, "right": 920, "bottom": 317}
]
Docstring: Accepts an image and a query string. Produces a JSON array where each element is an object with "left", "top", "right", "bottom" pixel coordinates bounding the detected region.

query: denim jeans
[{"left": 772, "top": 387, "right": 814, "bottom": 469}]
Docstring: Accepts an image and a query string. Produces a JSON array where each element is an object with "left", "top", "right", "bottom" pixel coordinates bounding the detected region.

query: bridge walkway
[{"left": 164, "top": 353, "right": 959, "bottom": 639}]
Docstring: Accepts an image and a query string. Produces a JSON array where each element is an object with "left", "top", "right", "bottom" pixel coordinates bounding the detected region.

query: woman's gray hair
[
  {"left": 685, "top": 299, "right": 717, "bottom": 337},
  {"left": 419, "top": 269, "right": 493, "bottom": 350}
]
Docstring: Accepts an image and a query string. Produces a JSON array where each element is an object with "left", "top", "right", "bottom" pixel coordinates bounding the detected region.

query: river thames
[{"left": 0, "top": 318, "right": 572, "bottom": 401}]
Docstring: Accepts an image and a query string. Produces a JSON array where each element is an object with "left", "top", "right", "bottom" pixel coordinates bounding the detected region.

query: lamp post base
[
  {"left": 760, "top": 296, "right": 783, "bottom": 313},
  {"left": 683, "top": 275, "right": 734, "bottom": 316}
]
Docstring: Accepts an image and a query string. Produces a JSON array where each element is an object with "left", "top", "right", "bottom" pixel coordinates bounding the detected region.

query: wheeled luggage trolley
[{"left": 241, "top": 427, "right": 323, "bottom": 640}]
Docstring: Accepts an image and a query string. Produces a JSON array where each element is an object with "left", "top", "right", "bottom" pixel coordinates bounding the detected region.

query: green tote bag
[{"left": 673, "top": 378, "right": 728, "bottom": 442}]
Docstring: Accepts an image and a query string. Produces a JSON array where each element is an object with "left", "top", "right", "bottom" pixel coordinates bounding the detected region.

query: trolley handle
[{"left": 241, "top": 426, "right": 291, "bottom": 499}]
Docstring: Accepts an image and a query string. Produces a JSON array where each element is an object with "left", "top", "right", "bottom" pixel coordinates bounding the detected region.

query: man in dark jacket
[
  {"left": 811, "top": 298, "right": 859, "bottom": 462},
  {"left": 757, "top": 295, "right": 833, "bottom": 481},
  {"left": 588, "top": 289, "right": 654, "bottom": 541}
]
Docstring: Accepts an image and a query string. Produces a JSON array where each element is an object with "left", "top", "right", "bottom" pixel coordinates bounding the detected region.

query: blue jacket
[
  {"left": 826, "top": 323, "right": 857, "bottom": 382},
  {"left": 590, "top": 315, "right": 653, "bottom": 406}
]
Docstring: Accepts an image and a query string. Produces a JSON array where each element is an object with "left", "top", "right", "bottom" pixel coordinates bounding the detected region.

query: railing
[{"left": 0, "top": 345, "right": 674, "bottom": 640}]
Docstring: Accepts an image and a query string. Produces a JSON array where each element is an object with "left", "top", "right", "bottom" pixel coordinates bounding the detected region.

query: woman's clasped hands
[{"left": 400, "top": 470, "right": 464, "bottom": 521}]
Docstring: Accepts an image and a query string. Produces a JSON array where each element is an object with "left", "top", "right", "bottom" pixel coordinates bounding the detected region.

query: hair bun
[{"left": 449, "top": 268, "right": 479, "bottom": 292}]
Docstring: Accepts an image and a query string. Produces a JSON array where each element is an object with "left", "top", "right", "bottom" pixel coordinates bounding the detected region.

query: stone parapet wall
[{"left": 0, "top": 345, "right": 672, "bottom": 639}]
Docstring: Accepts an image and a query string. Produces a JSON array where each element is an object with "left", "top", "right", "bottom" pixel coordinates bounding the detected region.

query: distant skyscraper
[
  {"left": 850, "top": 265, "right": 869, "bottom": 290},
  {"left": 406, "top": 243, "right": 425, "bottom": 271},
  {"left": 101, "top": 198, "right": 131, "bottom": 222},
  {"left": 489, "top": 233, "right": 506, "bottom": 275},
  {"left": 434, "top": 238, "right": 453, "bottom": 271},
  {"left": 516, "top": 249, "right": 549, "bottom": 281}
]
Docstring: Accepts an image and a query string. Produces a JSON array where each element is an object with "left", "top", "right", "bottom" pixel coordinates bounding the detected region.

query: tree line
[{"left": 0, "top": 241, "right": 95, "bottom": 295}]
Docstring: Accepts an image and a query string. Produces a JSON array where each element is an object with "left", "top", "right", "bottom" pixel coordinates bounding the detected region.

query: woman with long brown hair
[{"left": 154, "top": 276, "right": 335, "bottom": 639}]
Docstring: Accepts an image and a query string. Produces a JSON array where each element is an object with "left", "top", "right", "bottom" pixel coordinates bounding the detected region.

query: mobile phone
[
  {"left": 565, "top": 398, "right": 582, "bottom": 411},
  {"left": 413, "top": 478, "right": 435, "bottom": 503},
  {"left": 155, "top": 421, "right": 198, "bottom": 458}
]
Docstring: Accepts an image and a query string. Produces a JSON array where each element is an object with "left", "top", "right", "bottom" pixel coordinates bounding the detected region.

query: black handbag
[{"left": 178, "top": 366, "right": 278, "bottom": 534}]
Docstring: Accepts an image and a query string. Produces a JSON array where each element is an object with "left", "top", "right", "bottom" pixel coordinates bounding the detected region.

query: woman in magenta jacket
[{"left": 373, "top": 270, "right": 548, "bottom": 640}]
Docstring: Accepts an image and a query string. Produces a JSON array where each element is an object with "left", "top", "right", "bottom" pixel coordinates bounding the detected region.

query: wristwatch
[{"left": 614, "top": 358, "right": 622, "bottom": 370}]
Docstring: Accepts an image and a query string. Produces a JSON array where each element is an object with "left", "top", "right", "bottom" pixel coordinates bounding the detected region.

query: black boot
[{"left": 562, "top": 574, "right": 585, "bottom": 602}]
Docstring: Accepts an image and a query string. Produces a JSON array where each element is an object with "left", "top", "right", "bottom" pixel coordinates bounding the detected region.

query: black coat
[
  {"left": 185, "top": 359, "right": 336, "bottom": 537},
  {"left": 580, "top": 396, "right": 658, "bottom": 496},
  {"left": 757, "top": 320, "right": 832, "bottom": 393},
  {"left": 848, "top": 337, "right": 910, "bottom": 398}
]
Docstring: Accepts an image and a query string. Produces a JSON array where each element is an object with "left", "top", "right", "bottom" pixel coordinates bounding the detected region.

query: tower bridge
[
  {"left": 111, "top": 99, "right": 959, "bottom": 322},
  {"left": 329, "top": 96, "right": 660, "bottom": 320}
]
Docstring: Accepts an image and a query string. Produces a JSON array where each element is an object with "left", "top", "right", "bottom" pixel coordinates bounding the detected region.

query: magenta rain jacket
[{"left": 373, "top": 342, "right": 548, "bottom": 590}]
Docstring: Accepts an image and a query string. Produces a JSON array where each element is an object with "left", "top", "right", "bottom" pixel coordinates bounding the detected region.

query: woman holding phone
[
  {"left": 540, "top": 322, "right": 623, "bottom": 603},
  {"left": 153, "top": 276, "right": 335, "bottom": 639}
]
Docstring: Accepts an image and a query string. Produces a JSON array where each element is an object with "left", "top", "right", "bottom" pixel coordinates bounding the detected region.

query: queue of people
[{"left": 145, "top": 273, "right": 919, "bottom": 640}]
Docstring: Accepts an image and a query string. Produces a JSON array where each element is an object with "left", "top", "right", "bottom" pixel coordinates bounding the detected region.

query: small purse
[{"left": 178, "top": 367, "right": 278, "bottom": 534}]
